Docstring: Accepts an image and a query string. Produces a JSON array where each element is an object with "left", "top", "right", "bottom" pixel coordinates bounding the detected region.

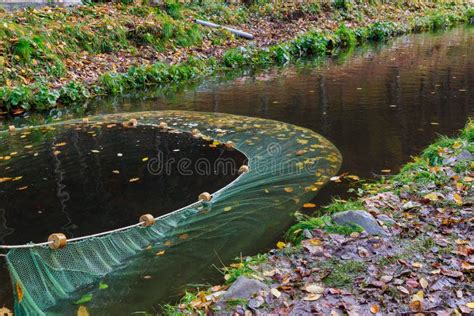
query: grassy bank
[
  {"left": 165, "top": 119, "right": 473, "bottom": 314},
  {"left": 0, "top": 1, "right": 472, "bottom": 117}
]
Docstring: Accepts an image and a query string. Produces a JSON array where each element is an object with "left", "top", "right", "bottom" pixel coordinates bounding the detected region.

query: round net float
[
  {"left": 48, "top": 233, "right": 67, "bottom": 250},
  {"left": 198, "top": 192, "right": 212, "bottom": 202},
  {"left": 238, "top": 165, "right": 250, "bottom": 174},
  {"left": 139, "top": 214, "right": 156, "bottom": 227},
  {"left": 8, "top": 125, "right": 16, "bottom": 132},
  {"left": 225, "top": 141, "right": 235, "bottom": 150},
  {"left": 159, "top": 122, "right": 168, "bottom": 129}
]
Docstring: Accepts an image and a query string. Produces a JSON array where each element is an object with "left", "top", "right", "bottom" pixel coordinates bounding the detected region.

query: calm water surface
[{"left": 1, "top": 26, "right": 473, "bottom": 312}]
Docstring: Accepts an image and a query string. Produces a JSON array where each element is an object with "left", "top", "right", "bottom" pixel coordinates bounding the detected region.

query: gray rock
[
  {"left": 376, "top": 214, "right": 396, "bottom": 226},
  {"left": 332, "top": 210, "right": 389, "bottom": 236},
  {"left": 222, "top": 276, "right": 269, "bottom": 300}
]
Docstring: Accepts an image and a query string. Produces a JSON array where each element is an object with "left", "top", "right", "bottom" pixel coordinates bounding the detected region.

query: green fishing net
[{"left": 2, "top": 111, "right": 341, "bottom": 314}]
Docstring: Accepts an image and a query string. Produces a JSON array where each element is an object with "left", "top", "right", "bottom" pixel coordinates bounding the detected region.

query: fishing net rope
[{"left": 0, "top": 111, "right": 341, "bottom": 314}]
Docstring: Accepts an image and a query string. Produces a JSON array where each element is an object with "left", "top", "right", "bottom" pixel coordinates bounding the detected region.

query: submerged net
[{"left": 1, "top": 111, "right": 341, "bottom": 314}]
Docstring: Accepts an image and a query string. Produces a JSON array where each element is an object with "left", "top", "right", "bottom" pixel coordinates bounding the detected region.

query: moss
[{"left": 320, "top": 259, "right": 366, "bottom": 288}]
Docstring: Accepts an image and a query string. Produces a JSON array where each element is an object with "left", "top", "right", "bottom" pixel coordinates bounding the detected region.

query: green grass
[
  {"left": 286, "top": 215, "right": 363, "bottom": 244},
  {"left": 320, "top": 259, "right": 366, "bottom": 288}
]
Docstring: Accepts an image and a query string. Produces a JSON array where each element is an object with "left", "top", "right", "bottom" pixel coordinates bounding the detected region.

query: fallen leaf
[
  {"left": 156, "top": 250, "right": 165, "bottom": 256},
  {"left": 303, "top": 203, "right": 316, "bottom": 208},
  {"left": 419, "top": 278, "right": 428, "bottom": 289},
  {"left": 98, "top": 282, "right": 108, "bottom": 290},
  {"left": 304, "top": 284, "right": 324, "bottom": 294},
  {"left": 303, "top": 293, "right": 321, "bottom": 301},
  {"left": 77, "top": 306, "right": 89, "bottom": 316},
  {"left": 370, "top": 304, "right": 380, "bottom": 314},
  {"left": 271, "top": 288, "right": 281, "bottom": 298},
  {"left": 284, "top": 187, "right": 294, "bottom": 193},
  {"left": 16, "top": 282, "right": 23, "bottom": 303},
  {"left": 276, "top": 241, "right": 286, "bottom": 249},
  {"left": 74, "top": 294, "right": 93, "bottom": 305},
  {"left": 129, "top": 177, "right": 140, "bottom": 182}
]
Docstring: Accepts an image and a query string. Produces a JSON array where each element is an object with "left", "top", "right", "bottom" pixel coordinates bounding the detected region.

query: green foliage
[
  {"left": 33, "top": 86, "right": 60, "bottom": 110},
  {"left": 12, "top": 38, "right": 34, "bottom": 63},
  {"left": 332, "top": 0, "right": 353, "bottom": 11},
  {"left": 335, "top": 24, "right": 356, "bottom": 47},
  {"left": 59, "top": 81, "right": 90, "bottom": 104},
  {"left": 286, "top": 215, "right": 363, "bottom": 244},
  {"left": 223, "top": 48, "right": 247, "bottom": 68},
  {"left": 320, "top": 259, "right": 366, "bottom": 288},
  {"left": 221, "top": 254, "right": 268, "bottom": 284},
  {"left": 291, "top": 32, "right": 328, "bottom": 57}
]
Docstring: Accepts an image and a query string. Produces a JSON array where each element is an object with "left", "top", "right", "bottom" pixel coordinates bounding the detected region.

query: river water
[{"left": 1, "top": 26, "right": 473, "bottom": 313}]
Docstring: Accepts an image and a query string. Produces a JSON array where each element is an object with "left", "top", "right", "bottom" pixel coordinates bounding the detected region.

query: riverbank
[
  {"left": 165, "top": 119, "right": 473, "bottom": 315},
  {"left": 0, "top": 1, "right": 472, "bottom": 117}
]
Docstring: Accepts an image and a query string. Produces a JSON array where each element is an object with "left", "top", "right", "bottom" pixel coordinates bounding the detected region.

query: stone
[
  {"left": 376, "top": 214, "right": 396, "bottom": 226},
  {"left": 332, "top": 210, "right": 389, "bottom": 236},
  {"left": 222, "top": 276, "right": 269, "bottom": 301}
]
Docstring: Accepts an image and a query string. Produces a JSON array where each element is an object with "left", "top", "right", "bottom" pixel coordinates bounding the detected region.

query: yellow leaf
[
  {"left": 223, "top": 207, "right": 232, "bottom": 212},
  {"left": 370, "top": 304, "right": 380, "bottom": 314},
  {"left": 303, "top": 203, "right": 316, "bottom": 208},
  {"left": 54, "top": 142, "right": 67, "bottom": 147},
  {"left": 424, "top": 192, "right": 439, "bottom": 201},
  {"left": 346, "top": 175, "right": 360, "bottom": 181},
  {"left": 77, "top": 306, "right": 89, "bottom": 316},
  {"left": 453, "top": 193, "right": 462, "bottom": 205},
  {"left": 412, "top": 262, "right": 423, "bottom": 269},
  {"left": 284, "top": 187, "right": 293, "bottom": 193},
  {"left": 452, "top": 141, "right": 462, "bottom": 149},
  {"left": 112, "top": 170, "right": 120, "bottom": 174},
  {"left": 16, "top": 282, "right": 23, "bottom": 303},
  {"left": 466, "top": 302, "right": 474, "bottom": 308},
  {"left": 276, "top": 241, "right": 286, "bottom": 249},
  {"left": 17, "top": 186, "right": 28, "bottom": 191},
  {"left": 296, "top": 139, "right": 308, "bottom": 145},
  {"left": 381, "top": 169, "right": 391, "bottom": 173},
  {"left": 129, "top": 177, "right": 140, "bottom": 182},
  {"left": 179, "top": 233, "right": 189, "bottom": 240},
  {"left": 156, "top": 250, "right": 165, "bottom": 256},
  {"left": 142, "top": 157, "right": 149, "bottom": 162}
]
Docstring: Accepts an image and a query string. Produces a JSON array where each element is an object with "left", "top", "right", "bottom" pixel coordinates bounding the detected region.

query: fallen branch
[{"left": 195, "top": 19, "right": 254, "bottom": 40}]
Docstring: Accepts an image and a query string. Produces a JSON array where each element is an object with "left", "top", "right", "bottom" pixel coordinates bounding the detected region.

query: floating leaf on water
[
  {"left": 156, "top": 250, "right": 165, "bottom": 256},
  {"left": 276, "top": 241, "right": 286, "bottom": 249},
  {"left": 284, "top": 187, "right": 293, "bottom": 193},
  {"left": 129, "top": 177, "right": 140, "bottom": 183},
  {"left": 112, "top": 170, "right": 120, "bottom": 174},
  {"left": 179, "top": 233, "right": 189, "bottom": 240},
  {"left": 53, "top": 150, "right": 61, "bottom": 156},
  {"left": 17, "top": 186, "right": 28, "bottom": 191},
  {"left": 77, "top": 306, "right": 89, "bottom": 316},
  {"left": 0, "top": 177, "right": 12, "bottom": 183},
  {"left": 91, "top": 150, "right": 100, "bottom": 154},
  {"left": 16, "top": 282, "right": 23, "bottom": 303},
  {"left": 303, "top": 203, "right": 316, "bottom": 208},
  {"left": 223, "top": 207, "right": 232, "bottom": 212},
  {"left": 24, "top": 145, "right": 33, "bottom": 149},
  {"left": 98, "top": 282, "right": 108, "bottom": 290},
  {"left": 381, "top": 169, "right": 391, "bottom": 173},
  {"left": 54, "top": 142, "right": 67, "bottom": 147},
  {"left": 74, "top": 294, "right": 93, "bottom": 305},
  {"left": 142, "top": 157, "right": 149, "bottom": 162}
]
